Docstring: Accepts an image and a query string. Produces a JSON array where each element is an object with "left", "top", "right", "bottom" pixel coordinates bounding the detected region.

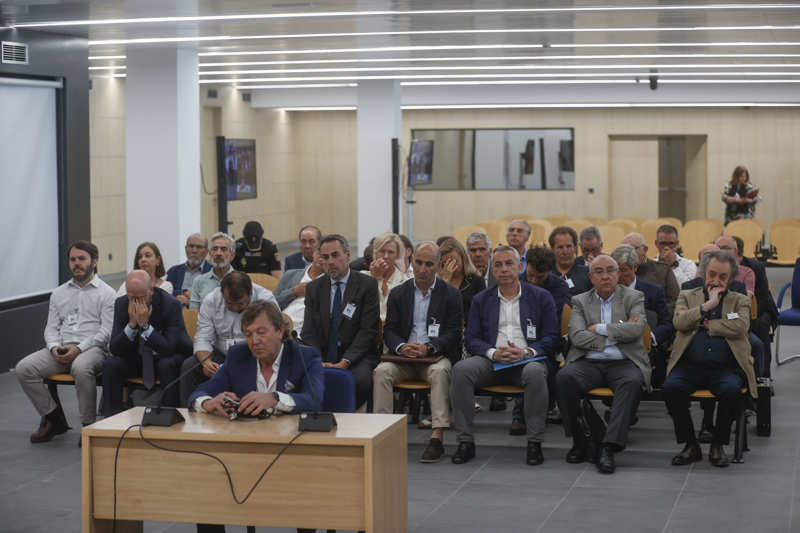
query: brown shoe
[
  {"left": 420, "top": 438, "right": 445, "bottom": 463},
  {"left": 30, "top": 414, "right": 69, "bottom": 443}
]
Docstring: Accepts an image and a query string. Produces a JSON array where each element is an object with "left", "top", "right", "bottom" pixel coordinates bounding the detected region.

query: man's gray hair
[
  {"left": 186, "top": 233, "right": 209, "bottom": 248},
  {"left": 580, "top": 226, "right": 603, "bottom": 244},
  {"left": 466, "top": 231, "right": 491, "bottom": 249},
  {"left": 610, "top": 244, "right": 638, "bottom": 268},
  {"left": 699, "top": 250, "right": 739, "bottom": 281},
  {"left": 492, "top": 245, "right": 520, "bottom": 263},
  {"left": 506, "top": 218, "right": 531, "bottom": 235},
  {"left": 414, "top": 240, "right": 442, "bottom": 262},
  {"left": 210, "top": 232, "right": 234, "bottom": 249}
]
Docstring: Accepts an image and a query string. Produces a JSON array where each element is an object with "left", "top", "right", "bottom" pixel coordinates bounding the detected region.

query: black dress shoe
[
  {"left": 671, "top": 443, "right": 702, "bottom": 466},
  {"left": 451, "top": 442, "right": 476, "bottom": 464},
  {"left": 30, "top": 411, "right": 69, "bottom": 444},
  {"left": 489, "top": 397, "right": 507, "bottom": 411},
  {"left": 709, "top": 444, "right": 730, "bottom": 467},
  {"left": 509, "top": 418, "right": 526, "bottom": 436},
  {"left": 565, "top": 444, "right": 587, "bottom": 464},
  {"left": 597, "top": 446, "right": 616, "bottom": 474},
  {"left": 420, "top": 438, "right": 445, "bottom": 463},
  {"left": 698, "top": 424, "right": 714, "bottom": 444},
  {"left": 526, "top": 441, "right": 544, "bottom": 466}
]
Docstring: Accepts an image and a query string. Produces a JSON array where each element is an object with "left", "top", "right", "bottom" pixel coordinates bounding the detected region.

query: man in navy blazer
[
  {"left": 284, "top": 225, "right": 321, "bottom": 272},
  {"left": 451, "top": 246, "right": 559, "bottom": 466},
  {"left": 188, "top": 300, "right": 324, "bottom": 415},
  {"left": 102, "top": 271, "right": 188, "bottom": 416},
  {"left": 166, "top": 233, "right": 212, "bottom": 306},
  {"left": 373, "top": 241, "right": 463, "bottom": 463}
]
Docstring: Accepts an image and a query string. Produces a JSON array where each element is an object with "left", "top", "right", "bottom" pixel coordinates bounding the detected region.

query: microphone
[
  {"left": 294, "top": 339, "right": 336, "bottom": 432},
  {"left": 141, "top": 351, "right": 215, "bottom": 427}
]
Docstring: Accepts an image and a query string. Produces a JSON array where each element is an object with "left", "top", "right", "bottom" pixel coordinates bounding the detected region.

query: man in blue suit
[
  {"left": 166, "top": 233, "right": 212, "bottom": 306},
  {"left": 451, "top": 245, "right": 560, "bottom": 466},
  {"left": 284, "top": 225, "right": 322, "bottom": 272}
]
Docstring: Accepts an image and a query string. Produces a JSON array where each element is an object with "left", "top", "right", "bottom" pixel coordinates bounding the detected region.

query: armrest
[{"left": 777, "top": 282, "right": 792, "bottom": 309}]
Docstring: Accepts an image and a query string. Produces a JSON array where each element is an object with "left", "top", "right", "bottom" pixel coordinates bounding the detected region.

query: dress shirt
[
  {"left": 329, "top": 269, "right": 352, "bottom": 313},
  {"left": 44, "top": 275, "right": 116, "bottom": 353},
  {"left": 486, "top": 284, "right": 533, "bottom": 360},
  {"left": 116, "top": 279, "right": 173, "bottom": 298},
  {"left": 668, "top": 255, "right": 697, "bottom": 286},
  {"left": 190, "top": 266, "right": 234, "bottom": 308},
  {"left": 181, "top": 263, "right": 207, "bottom": 292},
  {"left": 585, "top": 292, "right": 625, "bottom": 360},
  {"left": 194, "top": 284, "right": 278, "bottom": 354},
  {"left": 193, "top": 344, "right": 295, "bottom": 413},
  {"left": 284, "top": 266, "right": 313, "bottom": 335},
  {"left": 395, "top": 278, "right": 436, "bottom": 352}
]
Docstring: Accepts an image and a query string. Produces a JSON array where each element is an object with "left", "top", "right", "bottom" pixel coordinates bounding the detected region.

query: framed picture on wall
[{"left": 222, "top": 138, "right": 257, "bottom": 201}]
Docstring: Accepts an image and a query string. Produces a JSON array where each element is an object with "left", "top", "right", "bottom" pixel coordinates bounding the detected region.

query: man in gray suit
[
  {"left": 273, "top": 250, "right": 325, "bottom": 335},
  {"left": 556, "top": 254, "right": 649, "bottom": 474}
]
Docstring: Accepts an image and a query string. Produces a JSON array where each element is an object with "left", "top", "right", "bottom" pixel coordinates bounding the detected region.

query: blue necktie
[{"left": 327, "top": 281, "right": 343, "bottom": 363}]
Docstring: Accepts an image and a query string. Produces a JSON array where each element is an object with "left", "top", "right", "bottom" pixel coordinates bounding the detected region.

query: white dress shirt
[
  {"left": 485, "top": 285, "right": 534, "bottom": 359},
  {"left": 283, "top": 266, "right": 313, "bottom": 335},
  {"left": 44, "top": 275, "right": 116, "bottom": 353},
  {"left": 670, "top": 255, "right": 697, "bottom": 286},
  {"left": 194, "top": 284, "right": 278, "bottom": 354}
]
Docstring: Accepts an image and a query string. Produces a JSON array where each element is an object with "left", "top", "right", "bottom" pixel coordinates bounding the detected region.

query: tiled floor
[{"left": 2, "top": 267, "right": 799, "bottom": 533}]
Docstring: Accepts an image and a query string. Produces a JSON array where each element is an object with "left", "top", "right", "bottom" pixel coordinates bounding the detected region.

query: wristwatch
[
  {"left": 272, "top": 392, "right": 280, "bottom": 403},
  {"left": 424, "top": 343, "right": 435, "bottom": 356}
]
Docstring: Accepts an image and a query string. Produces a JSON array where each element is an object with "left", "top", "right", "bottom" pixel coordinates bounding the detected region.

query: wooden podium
[{"left": 82, "top": 408, "right": 407, "bottom": 532}]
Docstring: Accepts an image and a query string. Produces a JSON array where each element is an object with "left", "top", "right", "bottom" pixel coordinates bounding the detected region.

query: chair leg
[
  {"left": 246, "top": 526, "right": 255, "bottom": 533},
  {"left": 775, "top": 326, "right": 800, "bottom": 366},
  {"left": 409, "top": 392, "right": 421, "bottom": 425},
  {"left": 732, "top": 400, "right": 746, "bottom": 464}
]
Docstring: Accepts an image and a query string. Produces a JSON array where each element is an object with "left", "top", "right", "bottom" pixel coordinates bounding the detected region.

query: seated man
[
  {"left": 557, "top": 255, "right": 649, "bottom": 474},
  {"left": 190, "top": 232, "right": 236, "bottom": 309},
  {"left": 612, "top": 244, "right": 674, "bottom": 387},
  {"left": 274, "top": 250, "right": 325, "bottom": 335},
  {"left": 506, "top": 219, "right": 531, "bottom": 273},
  {"left": 179, "top": 271, "right": 278, "bottom": 406},
  {"left": 373, "top": 241, "right": 463, "bottom": 463},
  {"left": 549, "top": 226, "right": 592, "bottom": 297},
  {"left": 466, "top": 231, "right": 495, "bottom": 288},
  {"left": 16, "top": 241, "right": 115, "bottom": 444},
  {"left": 575, "top": 226, "right": 603, "bottom": 267},
  {"left": 284, "top": 225, "right": 321, "bottom": 272},
  {"left": 188, "top": 300, "right": 324, "bottom": 533},
  {"left": 621, "top": 232, "right": 679, "bottom": 315},
  {"left": 451, "top": 246, "right": 559, "bottom": 466},
  {"left": 301, "top": 234, "right": 380, "bottom": 409},
  {"left": 654, "top": 225, "right": 697, "bottom": 286},
  {"left": 166, "top": 233, "right": 211, "bottom": 307},
  {"left": 102, "top": 270, "right": 187, "bottom": 416},
  {"left": 663, "top": 250, "right": 757, "bottom": 467},
  {"left": 232, "top": 220, "right": 282, "bottom": 278}
]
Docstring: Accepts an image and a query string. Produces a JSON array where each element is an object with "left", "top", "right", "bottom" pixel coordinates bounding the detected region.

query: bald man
[
  {"left": 166, "top": 233, "right": 211, "bottom": 306},
  {"left": 102, "top": 270, "right": 189, "bottom": 416},
  {"left": 621, "top": 233, "right": 679, "bottom": 315}
]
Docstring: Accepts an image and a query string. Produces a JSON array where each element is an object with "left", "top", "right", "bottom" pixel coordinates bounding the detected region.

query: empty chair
[
  {"left": 723, "top": 219, "right": 763, "bottom": 258},
  {"left": 453, "top": 224, "right": 488, "bottom": 246},
  {"left": 584, "top": 216, "right": 607, "bottom": 225},
  {"left": 544, "top": 214, "right": 571, "bottom": 226},
  {"left": 775, "top": 258, "right": 800, "bottom": 366},
  {"left": 681, "top": 219, "right": 723, "bottom": 262},
  {"left": 249, "top": 272, "right": 279, "bottom": 291},
  {"left": 479, "top": 219, "right": 508, "bottom": 248},
  {"left": 525, "top": 218, "right": 554, "bottom": 246},
  {"left": 608, "top": 219, "right": 639, "bottom": 235},
  {"left": 597, "top": 224, "right": 626, "bottom": 251},
  {"left": 769, "top": 225, "right": 800, "bottom": 266},
  {"left": 563, "top": 219, "right": 591, "bottom": 234}
]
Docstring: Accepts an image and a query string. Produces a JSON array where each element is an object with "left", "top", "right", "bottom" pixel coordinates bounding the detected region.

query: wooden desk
[{"left": 82, "top": 408, "right": 407, "bottom": 533}]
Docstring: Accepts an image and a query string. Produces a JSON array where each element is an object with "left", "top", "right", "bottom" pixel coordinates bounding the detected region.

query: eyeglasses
[{"left": 656, "top": 241, "right": 678, "bottom": 247}]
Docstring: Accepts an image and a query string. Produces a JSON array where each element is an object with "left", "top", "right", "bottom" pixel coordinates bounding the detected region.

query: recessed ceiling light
[
  {"left": 236, "top": 83, "right": 358, "bottom": 89},
  {"left": 88, "top": 65, "right": 126, "bottom": 70},
  {"left": 89, "top": 55, "right": 127, "bottom": 60}
]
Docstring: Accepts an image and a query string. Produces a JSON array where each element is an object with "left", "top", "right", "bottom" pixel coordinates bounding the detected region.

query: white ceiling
[{"left": 4, "top": 1, "right": 800, "bottom": 98}]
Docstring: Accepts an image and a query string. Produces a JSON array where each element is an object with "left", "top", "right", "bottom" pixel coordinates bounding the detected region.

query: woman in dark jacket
[{"left": 722, "top": 165, "right": 760, "bottom": 225}]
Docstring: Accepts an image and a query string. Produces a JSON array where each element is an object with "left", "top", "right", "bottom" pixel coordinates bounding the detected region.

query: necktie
[
  {"left": 327, "top": 281, "right": 343, "bottom": 363},
  {"left": 139, "top": 336, "right": 156, "bottom": 390}
]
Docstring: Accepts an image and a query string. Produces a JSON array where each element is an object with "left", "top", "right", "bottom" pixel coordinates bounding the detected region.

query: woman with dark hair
[
  {"left": 722, "top": 165, "right": 760, "bottom": 225},
  {"left": 438, "top": 237, "right": 486, "bottom": 317},
  {"left": 116, "top": 241, "right": 173, "bottom": 296}
]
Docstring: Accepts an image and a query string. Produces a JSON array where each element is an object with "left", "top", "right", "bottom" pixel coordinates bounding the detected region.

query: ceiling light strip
[
  {"left": 88, "top": 65, "right": 126, "bottom": 70},
  {"left": 278, "top": 102, "right": 800, "bottom": 111},
  {"left": 89, "top": 55, "right": 127, "bottom": 60}
]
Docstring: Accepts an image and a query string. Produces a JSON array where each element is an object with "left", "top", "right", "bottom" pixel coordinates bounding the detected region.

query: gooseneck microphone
[
  {"left": 294, "top": 340, "right": 337, "bottom": 432},
  {"left": 141, "top": 351, "right": 215, "bottom": 427}
]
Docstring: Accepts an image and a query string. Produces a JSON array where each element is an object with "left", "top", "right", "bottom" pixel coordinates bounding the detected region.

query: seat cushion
[{"left": 778, "top": 308, "right": 800, "bottom": 326}]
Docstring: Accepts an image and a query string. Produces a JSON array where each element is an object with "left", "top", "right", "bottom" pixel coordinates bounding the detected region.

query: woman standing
[{"left": 722, "top": 165, "right": 760, "bottom": 225}]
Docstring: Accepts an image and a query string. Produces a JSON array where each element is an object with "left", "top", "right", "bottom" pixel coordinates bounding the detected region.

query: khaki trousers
[{"left": 372, "top": 358, "right": 452, "bottom": 428}]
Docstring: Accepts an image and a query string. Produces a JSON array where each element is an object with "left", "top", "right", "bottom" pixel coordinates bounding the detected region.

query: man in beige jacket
[{"left": 663, "top": 250, "right": 756, "bottom": 468}]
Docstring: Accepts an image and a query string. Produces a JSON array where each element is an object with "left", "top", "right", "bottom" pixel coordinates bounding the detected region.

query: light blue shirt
[
  {"left": 329, "top": 269, "right": 351, "bottom": 313},
  {"left": 396, "top": 278, "right": 437, "bottom": 352},
  {"left": 189, "top": 266, "right": 234, "bottom": 309},
  {"left": 585, "top": 291, "right": 625, "bottom": 360}
]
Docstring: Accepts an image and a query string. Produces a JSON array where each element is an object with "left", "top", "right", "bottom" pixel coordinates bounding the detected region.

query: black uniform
[{"left": 232, "top": 221, "right": 281, "bottom": 274}]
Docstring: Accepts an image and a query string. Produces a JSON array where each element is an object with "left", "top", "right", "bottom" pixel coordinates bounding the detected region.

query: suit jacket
[
  {"left": 566, "top": 285, "right": 650, "bottom": 388},
  {"left": 166, "top": 261, "right": 212, "bottom": 297},
  {"left": 459, "top": 273, "right": 486, "bottom": 317},
  {"left": 300, "top": 270, "right": 380, "bottom": 367},
  {"left": 274, "top": 268, "right": 306, "bottom": 309},
  {"left": 485, "top": 269, "right": 497, "bottom": 289},
  {"left": 465, "top": 282, "right": 560, "bottom": 359},
  {"left": 284, "top": 251, "right": 308, "bottom": 272},
  {"left": 682, "top": 276, "right": 747, "bottom": 295},
  {"left": 669, "top": 287, "right": 756, "bottom": 397},
  {"left": 187, "top": 339, "right": 324, "bottom": 413},
  {"left": 741, "top": 256, "right": 778, "bottom": 330},
  {"left": 520, "top": 273, "right": 571, "bottom": 323},
  {"left": 383, "top": 278, "right": 464, "bottom": 365},
  {"left": 636, "top": 258, "right": 679, "bottom": 315},
  {"left": 109, "top": 288, "right": 187, "bottom": 362},
  {"left": 634, "top": 278, "right": 674, "bottom": 347}
]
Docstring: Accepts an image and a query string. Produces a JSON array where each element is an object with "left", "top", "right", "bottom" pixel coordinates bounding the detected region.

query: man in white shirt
[
  {"left": 179, "top": 271, "right": 277, "bottom": 406},
  {"left": 15, "top": 241, "right": 115, "bottom": 444},
  {"left": 655, "top": 224, "right": 697, "bottom": 286},
  {"left": 274, "top": 250, "right": 325, "bottom": 336}
]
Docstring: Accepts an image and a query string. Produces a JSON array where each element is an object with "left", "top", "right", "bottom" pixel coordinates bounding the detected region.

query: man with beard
[
  {"left": 232, "top": 220, "right": 282, "bottom": 278},
  {"left": 166, "top": 233, "right": 211, "bottom": 306},
  {"left": 190, "top": 232, "right": 236, "bottom": 309},
  {"left": 16, "top": 241, "right": 116, "bottom": 444}
]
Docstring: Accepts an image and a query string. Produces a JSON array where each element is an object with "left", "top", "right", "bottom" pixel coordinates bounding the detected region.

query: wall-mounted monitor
[
  {"left": 408, "top": 139, "right": 433, "bottom": 186},
  {"left": 222, "top": 138, "right": 257, "bottom": 201}
]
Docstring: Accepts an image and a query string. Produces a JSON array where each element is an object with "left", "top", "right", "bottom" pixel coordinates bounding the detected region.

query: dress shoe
[
  {"left": 697, "top": 424, "right": 714, "bottom": 444},
  {"left": 420, "top": 438, "right": 445, "bottom": 463},
  {"left": 565, "top": 444, "right": 588, "bottom": 464},
  {"left": 509, "top": 418, "right": 526, "bottom": 436},
  {"left": 526, "top": 441, "right": 544, "bottom": 465},
  {"left": 451, "top": 442, "right": 476, "bottom": 464},
  {"left": 489, "top": 397, "right": 506, "bottom": 411},
  {"left": 30, "top": 412, "right": 69, "bottom": 444},
  {"left": 671, "top": 443, "right": 702, "bottom": 466},
  {"left": 709, "top": 444, "right": 730, "bottom": 467},
  {"left": 596, "top": 445, "right": 616, "bottom": 474}
]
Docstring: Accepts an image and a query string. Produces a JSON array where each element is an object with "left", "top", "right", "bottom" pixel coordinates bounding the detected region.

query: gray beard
[{"left": 186, "top": 257, "right": 203, "bottom": 269}]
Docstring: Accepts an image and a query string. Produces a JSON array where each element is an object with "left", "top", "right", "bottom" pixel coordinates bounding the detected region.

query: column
[
  {"left": 356, "top": 80, "right": 401, "bottom": 255},
  {"left": 125, "top": 45, "right": 200, "bottom": 270}
]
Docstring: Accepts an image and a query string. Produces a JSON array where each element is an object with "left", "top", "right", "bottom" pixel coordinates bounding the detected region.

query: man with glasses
[
  {"left": 556, "top": 255, "right": 649, "bottom": 474},
  {"left": 576, "top": 226, "right": 604, "bottom": 266},
  {"left": 654, "top": 225, "right": 696, "bottom": 286},
  {"left": 621, "top": 232, "right": 679, "bottom": 315},
  {"left": 190, "top": 233, "right": 236, "bottom": 309},
  {"left": 166, "top": 234, "right": 211, "bottom": 307}
]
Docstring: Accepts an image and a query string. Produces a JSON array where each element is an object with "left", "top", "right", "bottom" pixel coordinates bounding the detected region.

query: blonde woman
[
  {"left": 363, "top": 232, "right": 413, "bottom": 320},
  {"left": 438, "top": 238, "right": 486, "bottom": 317}
]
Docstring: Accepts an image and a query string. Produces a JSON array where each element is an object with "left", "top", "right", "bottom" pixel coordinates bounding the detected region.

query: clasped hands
[
  {"left": 50, "top": 344, "right": 81, "bottom": 365},
  {"left": 202, "top": 391, "right": 277, "bottom": 417},
  {"left": 369, "top": 258, "right": 394, "bottom": 281},
  {"left": 492, "top": 341, "right": 528, "bottom": 364},
  {"left": 399, "top": 341, "right": 431, "bottom": 358}
]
